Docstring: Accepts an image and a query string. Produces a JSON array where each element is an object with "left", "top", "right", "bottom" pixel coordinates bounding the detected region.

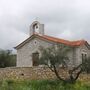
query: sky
[{"left": 0, "top": 0, "right": 90, "bottom": 51}]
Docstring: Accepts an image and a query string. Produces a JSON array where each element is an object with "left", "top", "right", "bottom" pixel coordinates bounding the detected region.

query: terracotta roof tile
[
  {"left": 15, "top": 34, "right": 88, "bottom": 49},
  {"left": 39, "top": 34, "right": 86, "bottom": 46}
]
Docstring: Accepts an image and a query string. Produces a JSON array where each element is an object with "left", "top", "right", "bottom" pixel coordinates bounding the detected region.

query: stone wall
[
  {"left": 0, "top": 67, "right": 55, "bottom": 80},
  {"left": 17, "top": 37, "right": 53, "bottom": 67},
  {"left": 0, "top": 67, "right": 89, "bottom": 81}
]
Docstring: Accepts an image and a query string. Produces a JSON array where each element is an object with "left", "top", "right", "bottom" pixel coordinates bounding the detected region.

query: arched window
[
  {"left": 33, "top": 23, "right": 39, "bottom": 34},
  {"left": 81, "top": 53, "right": 87, "bottom": 63},
  {"left": 81, "top": 49, "right": 87, "bottom": 63}
]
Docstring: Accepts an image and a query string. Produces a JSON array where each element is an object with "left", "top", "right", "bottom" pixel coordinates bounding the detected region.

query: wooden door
[{"left": 32, "top": 52, "right": 39, "bottom": 66}]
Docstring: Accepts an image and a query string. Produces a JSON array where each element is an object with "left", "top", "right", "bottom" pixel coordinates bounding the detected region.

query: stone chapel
[{"left": 15, "top": 21, "right": 90, "bottom": 67}]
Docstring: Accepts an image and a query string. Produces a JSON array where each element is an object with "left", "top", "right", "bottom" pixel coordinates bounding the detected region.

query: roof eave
[{"left": 14, "top": 34, "right": 36, "bottom": 50}]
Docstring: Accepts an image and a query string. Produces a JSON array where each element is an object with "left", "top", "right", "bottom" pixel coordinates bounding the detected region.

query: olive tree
[{"left": 39, "top": 45, "right": 89, "bottom": 83}]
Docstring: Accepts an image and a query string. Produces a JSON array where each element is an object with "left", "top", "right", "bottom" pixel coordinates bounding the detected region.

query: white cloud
[
  {"left": 0, "top": 0, "right": 90, "bottom": 50},
  {"left": 58, "top": 30, "right": 74, "bottom": 40},
  {"left": 0, "top": 27, "right": 28, "bottom": 49}
]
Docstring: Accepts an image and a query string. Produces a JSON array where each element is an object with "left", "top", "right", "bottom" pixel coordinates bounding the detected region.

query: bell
[{"left": 36, "top": 25, "right": 38, "bottom": 28}]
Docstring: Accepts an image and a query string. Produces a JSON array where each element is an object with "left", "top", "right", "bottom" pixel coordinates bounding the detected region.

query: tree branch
[
  {"left": 53, "top": 65, "right": 65, "bottom": 82},
  {"left": 73, "top": 69, "right": 82, "bottom": 81}
]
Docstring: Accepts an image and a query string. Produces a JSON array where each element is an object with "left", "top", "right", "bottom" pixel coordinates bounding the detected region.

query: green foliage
[
  {"left": 39, "top": 44, "right": 90, "bottom": 83},
  {"left": 39, "top": 45, "right": 71, "bottom": 68},
  {"left": 0, "top": 79, "right": 89, "bottom": 90},
  {"left": 82, "top": 57, "right": 90, "bottom": 73},
  {"left": 9, "top": 54, "right": 16, "bottom": 67},
  {"left": 0, "top": 50, "right": 16, "bottom": 68}
]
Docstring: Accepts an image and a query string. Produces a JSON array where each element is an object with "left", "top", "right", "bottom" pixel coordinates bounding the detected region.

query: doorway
[{"left": 32, "top": 52, "right": 39, "bottom": 66}]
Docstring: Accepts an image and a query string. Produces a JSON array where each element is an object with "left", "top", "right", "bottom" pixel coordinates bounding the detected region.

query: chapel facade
[{"left": 15, "top": 21, "right": 90, "bottom": 67}]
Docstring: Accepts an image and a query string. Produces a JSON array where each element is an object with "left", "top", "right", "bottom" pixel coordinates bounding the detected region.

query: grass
[{"left": 0, "top": 79, "right": 89, "bottom": 90}]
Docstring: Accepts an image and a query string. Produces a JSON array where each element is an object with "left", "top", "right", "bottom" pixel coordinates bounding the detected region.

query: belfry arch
[{"left": 30, "top": 21, "right": 44, "bottom": 36}]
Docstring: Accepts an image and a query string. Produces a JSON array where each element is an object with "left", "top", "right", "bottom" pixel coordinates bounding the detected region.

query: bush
[{"left": 0, "top": 50, "right": 16, "bottom": 68}]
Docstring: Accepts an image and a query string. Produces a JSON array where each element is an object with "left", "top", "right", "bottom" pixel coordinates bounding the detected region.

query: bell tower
[{"left": 30, "top": 21, "right": 44, "bottom": 36}]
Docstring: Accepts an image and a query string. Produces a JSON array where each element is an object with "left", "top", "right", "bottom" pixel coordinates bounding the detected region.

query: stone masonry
[
  {"left": 0, "top": 67, "right": 89, "bottom": 81},
  {"left": 15, "top": 21, "right": 90, "bottom": 67}
]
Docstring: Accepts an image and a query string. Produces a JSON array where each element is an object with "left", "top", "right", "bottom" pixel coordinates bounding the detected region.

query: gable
[
  {"left": 14, "top": 35, "right": 52, "bottom": 50},
  {"left": 14, "top": 34, "right": 90, "bottom": 50}
]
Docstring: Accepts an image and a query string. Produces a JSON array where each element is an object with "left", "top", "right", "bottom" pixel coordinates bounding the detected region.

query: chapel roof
[
  {"left": 40, "top": 34, "right": 86, "bottom": 46},
  {"left": 15, "top": 33, "right": 89, "bottom": 49}
]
